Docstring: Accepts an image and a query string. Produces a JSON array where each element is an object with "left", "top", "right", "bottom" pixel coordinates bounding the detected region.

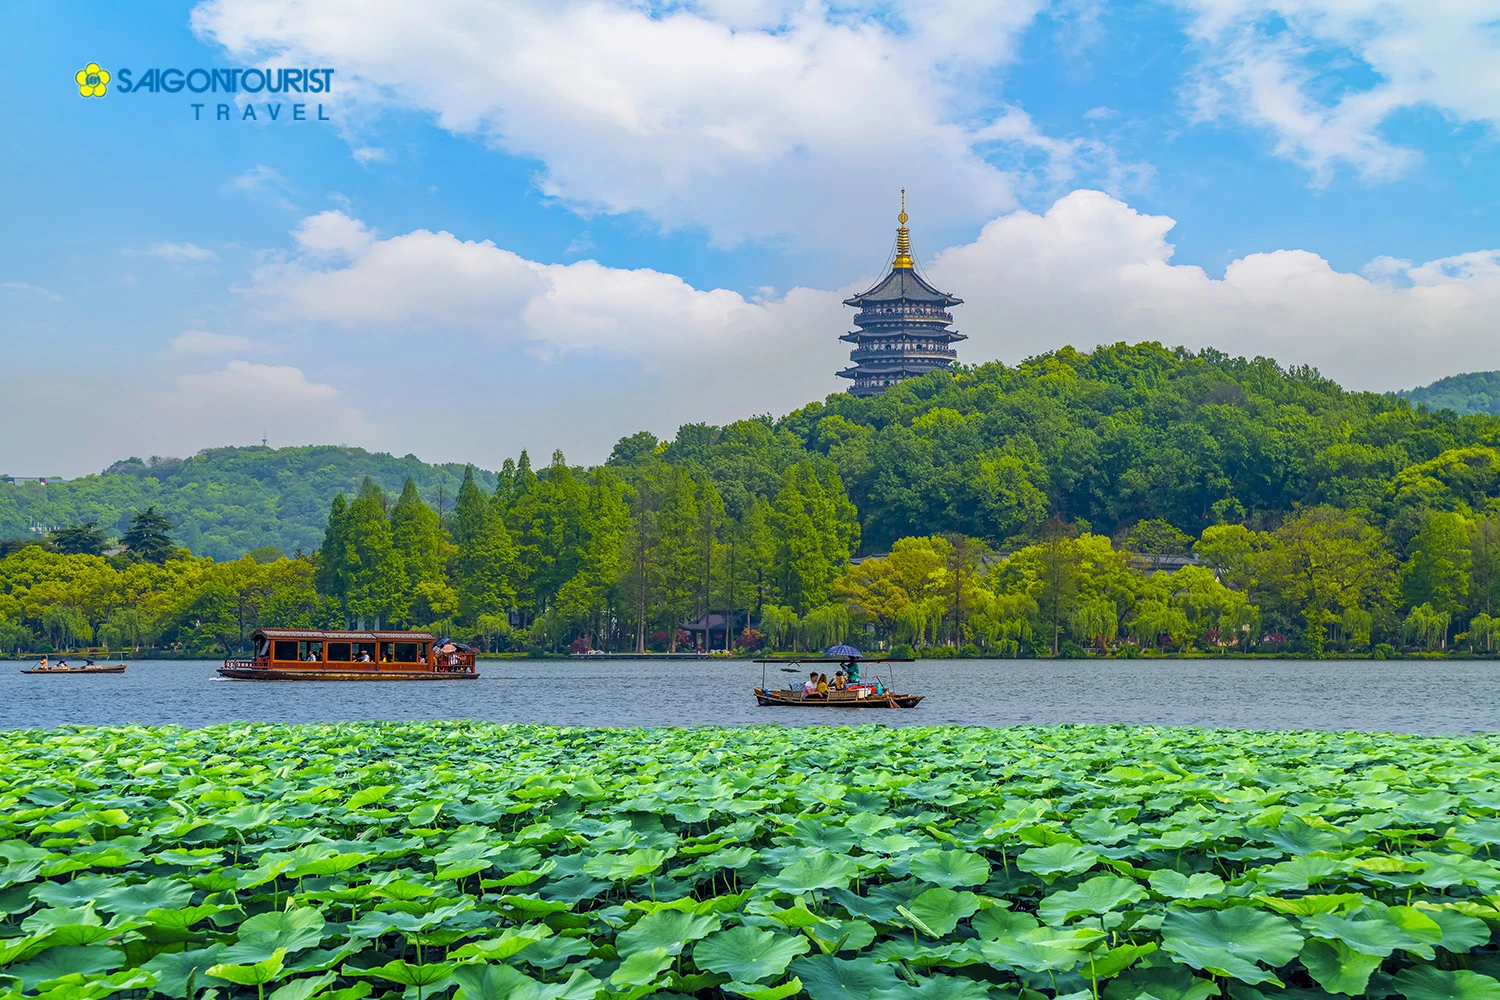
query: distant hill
[
  {"left": 1399, "top": 371, "right": 1500, "bottom": 416},
  {"left": 0, "top": 446, "right": 494, "bottom": 561}
]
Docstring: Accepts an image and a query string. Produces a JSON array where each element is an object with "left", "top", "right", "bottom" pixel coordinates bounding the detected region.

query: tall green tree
[
  {"left": 344, "top": 478, "right": 407, "bottom": 627},
  {"left": 1401, "top": 511, "right": 1471, "bottom": 618},
  {"left": 122, "top": 507, "right": 175, "bottom": 565},
  {"left": 451, "top": 466, "right": 515, "bottom": 625},
  {"left": 390, "top": 478, "right": 449, "bottom": 585},
  {"left": 50, "top": 522, "right": 107, "bottom": 556}
]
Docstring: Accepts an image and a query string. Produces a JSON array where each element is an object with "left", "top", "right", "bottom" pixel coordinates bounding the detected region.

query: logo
[{"left": 76, "top": 63, "right": 110, "bottom": 98}]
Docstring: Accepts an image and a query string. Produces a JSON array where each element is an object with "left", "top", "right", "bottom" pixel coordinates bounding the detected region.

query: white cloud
[
  {"left": 130, "top": 241, "right": 219, "bottom": 262},
  {"left": 926, "top": 190, "right": 1500, "bottom": 390},
  {"left": 254, "top": 200, "right": 1500, "bottom": 407},
  {"left": 166, "top": 361, "right": 376, "bottom": 446},
  {"left": 351, "top": 146, "right": 386, "bottom": 164},
  {"left": 168, "top": 330, "right": 262, "bottom": 354},
  {"left": 0, "top": 281, "right": 62, "bottom": 302},
  {"left": 1177, "top": 0, "right": 1500, "bottom": 184},
  {"left": 226, "top": 164, "right": 296, "bottom": 209},
  {"left": 188, "top": 0, "right": 1113, "bottom": 249}
]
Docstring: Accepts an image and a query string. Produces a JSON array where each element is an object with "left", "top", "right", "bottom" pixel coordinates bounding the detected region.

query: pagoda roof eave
[{"left": 843, "top": 266, "right": 962, "bottom": 307}]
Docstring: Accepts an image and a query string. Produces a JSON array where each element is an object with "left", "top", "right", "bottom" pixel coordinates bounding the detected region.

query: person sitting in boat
[
  {"left": 816, "top": 673, "right": 830, "bottom": 696},
  {"left": 358, "top": 649, "right": 372, "bottom": 662},
  {"left": 832, "top": 668, "right": 847, "bottom": 691},
  {"left": 802, "top": 671, "right": 819, "bottom": 698},
  {"left": 36, "top": 655, "right": 49, "bottom": 671},
  {"left": 56, "top": 657, "right": 70, "bottom": 670}
]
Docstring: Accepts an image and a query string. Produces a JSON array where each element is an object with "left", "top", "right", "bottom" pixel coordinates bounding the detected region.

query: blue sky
[{"left": 3, "top": 0, "right": 1499, "bottom": 477}]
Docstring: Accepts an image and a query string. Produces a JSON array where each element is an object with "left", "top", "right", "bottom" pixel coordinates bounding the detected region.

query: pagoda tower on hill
[{"left": 837, "top": 191, "right": 965, "bottom": 397}]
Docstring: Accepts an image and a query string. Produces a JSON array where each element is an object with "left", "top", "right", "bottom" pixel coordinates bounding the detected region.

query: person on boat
[
  {"left": 833, "top": 668, "right": 847, "bottom": 691},
  {"left": 36, "top": 655, "right": 49, "bottom": 671},
  {"left": 56, "top": 657, "right": 70, "bottom": 670},
  {"left": 816, "top": 673, "right": 830, "bottom": 696},
  {"left": 83, "top": 658, "right": 95, "bottom": 667},
  {"left": 358, "top": 650, "right": 372, "bottom": 662},
  {"left": 802, "top": 671, "right": 819, "bottom": 698},
  {"left": 846, "top": 660, "right": 860, "bottom": 684}
]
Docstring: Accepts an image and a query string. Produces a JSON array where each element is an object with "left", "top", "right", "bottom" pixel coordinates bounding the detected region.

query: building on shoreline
[{"left": 838, "top": 192, "right": 965, "bottom": 397}]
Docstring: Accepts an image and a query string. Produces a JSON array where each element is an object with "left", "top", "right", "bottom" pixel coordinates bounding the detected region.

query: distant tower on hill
[{"left": 837, "top": 191, "right": 965, "bottom": 397}]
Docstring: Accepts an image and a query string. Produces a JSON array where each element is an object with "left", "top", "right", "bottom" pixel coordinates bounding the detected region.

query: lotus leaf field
[{"left": 6, "top": 724, "right": 1500, "bottom": 1000}]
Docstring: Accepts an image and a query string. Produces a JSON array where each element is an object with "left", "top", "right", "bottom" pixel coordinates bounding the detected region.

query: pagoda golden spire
[{"left": 892, "top": 188, "right": 913, "bottom": 269}]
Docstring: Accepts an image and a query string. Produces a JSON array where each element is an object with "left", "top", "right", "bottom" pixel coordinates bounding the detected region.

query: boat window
[
  {"left": 273, "top": 640, "right": 298, "bottom": 661},
  {"left": 392, "top": 642, "right": 420, "bottom": 663},
  {"left": 379, "top": 642, "right": 393, "bottom": 662},
  {"left": 299, "top": 641, "right": 323, "bottom": 661},
  {"left": 326, "top": 642, "right": 352, "bottom": 662}
]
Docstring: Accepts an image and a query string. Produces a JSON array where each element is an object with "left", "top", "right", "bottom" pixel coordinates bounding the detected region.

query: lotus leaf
[
  {"left": 1148, "top": 871, "right": 1225, "bottom": 899},
  {"left": 1300, "top": 938, "right": 1384, "bottom": 995},
  {"left": 790, "top": 954, "right": 903, "bottom": 1000},
  {"left": 694, "top": 925, "right": 811, "bottom": 981},
  {"left": 903, "top": 887, "right": 982, "bottom": 937},
  {"left": 1161, "top": 908, "right": 1303, "bottom": 985},
  {"left": 910, "top": 850, "right": 992, "bottom": 888},
  {"left": 1395, "top": 966, "right": 1500, "bottom": 1000},
  {"left": 609, "top": 945, "right": 673, "bottom": 987},
  {"left": 1039, "top": 874, "right": 1147, "bottom": 924},
  {"left": 616, "top": 908, "right": 720, "bottom": 955},
  {"left": 1016, "top": 843, "right": 1101, "bottom": 879}
]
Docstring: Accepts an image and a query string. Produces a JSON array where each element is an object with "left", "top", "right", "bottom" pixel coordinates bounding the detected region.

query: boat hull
[
  {"left": 21, "top": 666, "right": 127, "bottom": 675},
  {"left": 218, "top": 667, "right": 476, "bottom": 682},
  {"left": 754, "top": 688, "right": 923, "bottom": 708}
]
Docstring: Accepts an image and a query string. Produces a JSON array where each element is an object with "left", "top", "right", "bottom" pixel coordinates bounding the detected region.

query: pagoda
[{"left": 838, "top": 191, "right": 965, "bottom": 396}]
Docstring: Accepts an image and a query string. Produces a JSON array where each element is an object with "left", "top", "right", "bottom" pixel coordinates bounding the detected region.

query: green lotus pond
[{"left": 3, "top": 723, "right": 1500, "bottom": 1000}]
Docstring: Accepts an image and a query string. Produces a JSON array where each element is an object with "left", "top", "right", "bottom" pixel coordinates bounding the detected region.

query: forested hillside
[
  {"left": 0, "top": 447, "right": 492, "bottom": 560},
  {"left": 1400, "top": 370, "right": 1500, "bottom": 417},
  {"left": 12, "top": 342, "right": 1500, "bottom": 659}
]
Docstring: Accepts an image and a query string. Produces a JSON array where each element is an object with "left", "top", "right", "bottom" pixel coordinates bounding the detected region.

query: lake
[{"left": 2, "top": 657, "right": 1497, "bottom": 733}]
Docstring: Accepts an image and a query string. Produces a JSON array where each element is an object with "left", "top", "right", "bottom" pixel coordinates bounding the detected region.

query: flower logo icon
[{"left": 75, "top": 63, "right": 110, "bottom": 98}]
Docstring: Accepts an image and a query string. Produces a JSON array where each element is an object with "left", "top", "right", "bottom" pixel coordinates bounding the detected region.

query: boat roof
[
  {"left": 753, "top": 656, "right": 914, "bottom": 664},
  {"left": 253, "top": 628, "right": 438, "bottom": 641}
]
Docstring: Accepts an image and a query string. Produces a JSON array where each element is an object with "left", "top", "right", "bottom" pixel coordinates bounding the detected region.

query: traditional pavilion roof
[
  {"left": 844, "top": 190, "right": 963, "bottom": 308},
  {"left": 843, "top": 267, "right": 962, "bottom": 308}
]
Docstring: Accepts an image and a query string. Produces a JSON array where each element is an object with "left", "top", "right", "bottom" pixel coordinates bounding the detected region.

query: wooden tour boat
[
  {"left": 220, "top": 629, "right": 477, "bottom": 681},
  {"left": 753, "top": 645, "right": 921, "bottom": 709}
]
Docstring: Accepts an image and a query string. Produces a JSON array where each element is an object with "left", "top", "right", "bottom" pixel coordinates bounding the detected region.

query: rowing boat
[{"left": 21, "top": 665, "right": 127, "bottom": 675}]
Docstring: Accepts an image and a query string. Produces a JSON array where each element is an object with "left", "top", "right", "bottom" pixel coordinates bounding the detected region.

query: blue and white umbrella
[{"left": 825, "top": 644, "right": 862, "bottom": 658}]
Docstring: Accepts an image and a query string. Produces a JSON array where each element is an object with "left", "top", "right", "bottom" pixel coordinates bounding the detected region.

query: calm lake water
[{"left": 2, "top": 657, "right": 1498, "bottom": 733}]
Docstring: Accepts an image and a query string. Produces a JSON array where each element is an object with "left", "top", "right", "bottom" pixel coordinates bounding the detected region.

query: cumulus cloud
[
  {"left": 187, "top": 0, "right": 1116, "bottom": 249},
  {"left": 130, "top": 242, "right": 219, "bottom": 262},
  {"left": 253, "top": 199, "right": 1500, "bottom": 405},
  {"left": 1176, "top": 0, "right": 1500, "bottom": 184},
  {"left": 926, "top": 190, "right": 1500, "bottom": 390},
  {"left": 167, "top": 330, "right": 262, "bottom": 354},
  {"left": 166, "top": 361, "right": 376, "bottom": 446}
]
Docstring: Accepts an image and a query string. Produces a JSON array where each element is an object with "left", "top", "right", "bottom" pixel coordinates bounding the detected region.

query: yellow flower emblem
[{"left": 75, "top": 63, "right": 110, "bottom": 98}]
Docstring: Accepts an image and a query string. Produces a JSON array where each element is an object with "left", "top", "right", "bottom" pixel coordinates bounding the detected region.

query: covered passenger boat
[
  {"left": 220, "top": 629, "right": 477, "bottom": 681},
  {"left": 753, "top": 645, "right": 921, "bottom": 709}
]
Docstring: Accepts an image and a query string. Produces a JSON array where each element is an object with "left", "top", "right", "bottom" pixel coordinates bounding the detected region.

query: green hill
[
  {"left": 1398, "top": 371, "right": 1500, "bottom": 416},
  {"left": 0, "top": 446, "right": 493, "bottom": 561},
  {"left": 6, "top": 343, "right": 1499, "bottom": 560}
]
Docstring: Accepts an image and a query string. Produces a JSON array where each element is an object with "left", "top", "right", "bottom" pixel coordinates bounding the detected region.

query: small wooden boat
[
  {"left": 753, "top": 645, "right": 921, "bottom": 709},
  {"left": 754, "top": 687, "right": 923, "bottom": 708},
  {"left": 21, "top": 665, "right": 127, "bottom": 675},
  {"left": 220, "top": 629, "right": 478, "bottom": 681}
]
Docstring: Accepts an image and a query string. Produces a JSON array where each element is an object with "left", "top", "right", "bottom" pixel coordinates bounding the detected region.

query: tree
[
  {"left": 1249, "top": 507, "right": 1394, "bottom": 657},
  {"left": 451, "top": 466, "right": 515, "bottom": 625},
  {"left": 1470, "top": 516, "right": 1500, "bottom": 617},
  {"left": 344, "top": 478, "right": 407, "bottom": 627},
  {"left": 1126, "top": 518, "right": 1193, "bottom": 571},
  {"left": 315, "top": 494, "right": 351, "bottom": 617},
  {"left": 50, "top": 522, "right": 107, "bottom": 556},
  {"left": 390, "top": 478, "right": 449, "bottom": 587},
  {"left": 123, "top": 507, "right": 175, "bottom": 565},
  {"left": 1401, "top": 511, "right": 1470, "bottom": 618}
]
